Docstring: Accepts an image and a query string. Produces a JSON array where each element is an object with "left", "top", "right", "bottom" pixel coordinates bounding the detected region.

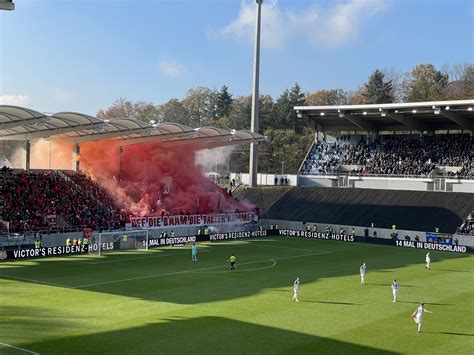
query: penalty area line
[
  {"left": 0, "top": 342, "right": 40, "bottom": 355},
  {"left": 0, "top": 274, "right": 74, "bottom": 289},
  {"left": 77, "top": 250, "right": 210, "bottom": 265}
]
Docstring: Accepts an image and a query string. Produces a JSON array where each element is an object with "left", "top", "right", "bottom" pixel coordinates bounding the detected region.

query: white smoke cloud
[
  {"left": 195, "top": 146, "right": 235, "bottom": 175},
  {"left": 214, "top": 0, "right": 390, "bottom": 49},
  {"left": 0, "top": 95, "right": 31, "bottom": 106}
]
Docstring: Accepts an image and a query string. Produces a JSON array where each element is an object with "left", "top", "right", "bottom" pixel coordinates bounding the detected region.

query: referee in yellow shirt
[{"left": 229, "top": 254, "right": 236, "bottom": 271}]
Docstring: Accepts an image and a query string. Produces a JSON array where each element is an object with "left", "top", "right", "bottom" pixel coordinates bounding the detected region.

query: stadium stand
[
  {"left": 0, "top": 170, "right": 123, "bottom": 233},
  {"left": 300, "top": 134, "right": 473, "bottom": 178},
  {"left": 263, "top": 187, "right": 473, "bottom": 233}
]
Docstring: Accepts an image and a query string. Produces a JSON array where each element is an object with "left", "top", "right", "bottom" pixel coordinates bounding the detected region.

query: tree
[
  {"left": 288, "top": 83, "right": 306, "bottom": 131},
  {"left": 227, "top": 95, "right": 252, "bottom": 130},
  {"left": 182, "top": 87, "right": 214, "bottom": 126},
  {"left": 258, "top": 95, "right": 276, "bottom": 132},
  {"left": 156, "top": 99, "right": 190, "bottom": 126},
  {"left": 362, "top": 69, "right": 394, "bottom": 104},
  {"left": 214, "top": 85, "right": 233, "bottom": 120},
  {"left": 274, "top": 83, "right": 306, "bottom": 131},
  {"left": 97, "top": 98, "right": 159, "bottom": 123},
  {"left": 401, "top": 64, "right": 449, "bottom": 102},
  {"left": 346, "top": 87, "right": 366, "bottom": 105},
  {"left": 256, "top": 127, "right": 314, "bottom": 174},
  {"left": 382, "top": 67, "right": 404, "bottom": 102},
  {"left": 443, "top": 64, "right": 474, "bottom": 99},
  {"left": 306, "top": 89, "right": 347, "bottom": 106}
]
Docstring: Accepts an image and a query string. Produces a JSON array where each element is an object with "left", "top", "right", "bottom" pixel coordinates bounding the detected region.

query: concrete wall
[
  {"left": 298, "top": 175, "right": 336, "bottom": 187},
  {"left": 231, "top": 172, "right": 474, "bottom": 193},
  {"left": 448, "top": 180, "right": 474, "bottom": 193},
  {"left": 297, "top": 175, "right": 474, "bottom": 193},
  {"left": 232, "top": 173, "right": 298, "bottom": 186},
  {"left": 350, "top": 177, "right": 430, "bottom": 191}
]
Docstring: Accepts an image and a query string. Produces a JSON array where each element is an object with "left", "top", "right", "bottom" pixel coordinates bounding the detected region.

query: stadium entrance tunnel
[{"left": 11, "top": 316, "right": 399, "bottom": 355}]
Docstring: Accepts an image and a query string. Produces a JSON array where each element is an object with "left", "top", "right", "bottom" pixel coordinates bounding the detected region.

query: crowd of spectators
[
  {"left": 0, "top": 170, "right": 124, "bottom": 233},
  {"left": 301, "top": 134, "right": 473, "bottom": 177},
  {"left": 458, "top": 212, "right": 474, "bottom": 235}
]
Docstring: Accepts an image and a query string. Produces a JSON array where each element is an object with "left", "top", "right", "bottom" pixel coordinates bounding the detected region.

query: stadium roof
[
  {"left": 0, "top": 105, "right": 266, "bottom": 147},
  {"left": 295, "top": 99, "right": 474, "bottom": 132}
]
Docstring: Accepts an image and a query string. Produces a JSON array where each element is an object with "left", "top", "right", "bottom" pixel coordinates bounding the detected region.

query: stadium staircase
[{"left": 263, "top": 187, "right": 473, "bottom": 233}]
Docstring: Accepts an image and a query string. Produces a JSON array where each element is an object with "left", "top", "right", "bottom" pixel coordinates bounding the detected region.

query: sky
[{"left": 0, "top": 0, "right": 473, "bottom": 116}]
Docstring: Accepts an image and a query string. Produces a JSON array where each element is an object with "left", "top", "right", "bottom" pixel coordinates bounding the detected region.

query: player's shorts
[
  {"left": 392, "top": 289, "right": 398, "bottom": 295},
  {"left": 294, "top": 288, "right": 298, "bottom": 294},
  {"left": 230, "top": 261, "right": 235, "bottom": 267}
]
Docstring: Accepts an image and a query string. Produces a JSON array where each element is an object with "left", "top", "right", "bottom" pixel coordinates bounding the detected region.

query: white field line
[
  {"left": 0, "top": 342, "right": 40, "bottom": 355},
  {"left": 77, "top": 250, "right": 209, "bottom": 265},
  {"left": 72, "top": 251, "right": 330, "bottom": 289},
  {"left": 0, "top": 274, "right": 74, "bottom": 289}
]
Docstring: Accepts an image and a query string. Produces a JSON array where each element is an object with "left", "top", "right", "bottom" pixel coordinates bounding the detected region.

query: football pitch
[{"left": 1, "top": 237, "right": 473, "bottom": 355}]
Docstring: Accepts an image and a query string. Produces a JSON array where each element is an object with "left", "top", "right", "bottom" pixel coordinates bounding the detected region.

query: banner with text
[
  {"left": 130, "top": 212, "right": 256, "bottom": 229},
  {"left": 276, "top": 229, "right": 470, "bottom": 253}
]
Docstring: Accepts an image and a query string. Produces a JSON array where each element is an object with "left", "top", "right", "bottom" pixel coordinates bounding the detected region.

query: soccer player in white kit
[
  {"left": 292, "top": 277, "right": 300, "bottom": 302},
  {"left": 411, "top": 303, "right": 432, "bottom": 332},
  {"left": 360, "top": 262, "right": 367, "bottom": 284},
  {"left": 391, "top": 279, "right": 399, "bottom": 302},
  {"left": 425, "top": 252, "right": 431, "bottom": 270}
]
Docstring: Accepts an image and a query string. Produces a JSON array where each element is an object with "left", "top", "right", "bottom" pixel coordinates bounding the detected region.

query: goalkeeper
[{"left": 191, "top": 243, "right": 198, "bottom": 262}]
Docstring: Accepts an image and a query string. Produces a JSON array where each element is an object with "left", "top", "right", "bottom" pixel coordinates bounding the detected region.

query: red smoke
[{"left": 78, "top": 141, "right": 252, "bottom": 216}]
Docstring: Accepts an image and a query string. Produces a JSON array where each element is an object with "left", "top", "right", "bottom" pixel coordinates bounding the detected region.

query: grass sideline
[{"left": 0, "top": 237, "right": 473, "bottom": 354}]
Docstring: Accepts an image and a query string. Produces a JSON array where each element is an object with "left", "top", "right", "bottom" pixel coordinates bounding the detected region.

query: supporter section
[
  {"left": 263, "top": 187, "right": 472, "bottom": 233},
  {"left": 0, "top": 169, "right": 124, "bottom": 233},
  {"left": 300, "top": 134, "right": 472, "bottom": 177}
]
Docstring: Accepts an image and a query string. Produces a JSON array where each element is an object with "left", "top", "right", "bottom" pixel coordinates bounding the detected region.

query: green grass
[{"left": 0, "top": 237, "right": 473, "bottom": 355}]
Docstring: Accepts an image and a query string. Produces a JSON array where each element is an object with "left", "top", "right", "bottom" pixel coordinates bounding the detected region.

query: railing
[{"left": 299, "top": 172, "right": 431, "bottom": 179}]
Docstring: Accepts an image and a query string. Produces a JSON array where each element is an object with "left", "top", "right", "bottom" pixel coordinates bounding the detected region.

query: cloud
[
  {"left": 214, "top": 0, "right": 389, "bottom": 49},
  {"left": 159, "top": 59, "right": 186, "bottom": 77},
  {"left": 0, "top": 95, "right": 31, "bottom": 106},
  {"left": 54, "top": 88, "right": 73, "bottom": 101}
]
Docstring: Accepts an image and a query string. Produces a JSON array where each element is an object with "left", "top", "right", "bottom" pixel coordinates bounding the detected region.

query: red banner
[{"left": 130, "top": 212, "right": 256, "bottom": 229}]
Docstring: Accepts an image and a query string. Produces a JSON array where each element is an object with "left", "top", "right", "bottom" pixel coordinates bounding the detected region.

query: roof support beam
[
  {"left": 117, "top": 132, "right": 197, "bottom": 146},
  {"left": 0, "top": 116, "right": 46, "bottom": 131},
  {"left": 0, "top": 122, "right": 103, "bottom": 141},
  {"left": 386, "top": 112, "right": 428, "bottom": 131},
  {"left": 440, "top": 111, "right": 472, "bottom": 130},
  {"left": 52, "top": 127, "right": 151, "bottom": 144},
  {"left": 340, "top": 113, "right": 375, "bottom": 132}
]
